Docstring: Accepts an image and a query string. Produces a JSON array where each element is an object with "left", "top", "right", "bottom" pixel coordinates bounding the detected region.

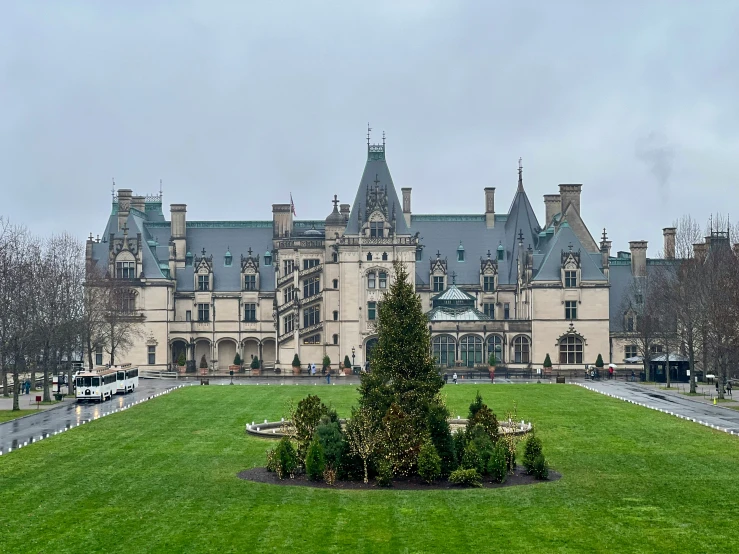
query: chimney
[
  {"left": 663, "top": 227, "right": 676, "bottom": 259},
  {"left": 600, "top": 232, "right": 612, "bottom": 274},
  {"left": 340, "top": 204, "right": 350, "bottom": 223},
  {"left": 117, "top": 189, "right": 132, "bottom": 231},
  {"left": 559, "top": 184, "right": 582, "bottom": 215},
  {"left": 272, "top": 204, "right": 293, "bottom": 238},
  {"left": 131, "top": 195, "right": 146, "bottom": 214},
  {"left": 544, "top": 194, "right": 561, "bottom": 227},
  {"left": 629, "top": 241, "right": 648, "bottom": 277},
  {"left": 170, "top": 204, "right": 187, "bottom": 263},
  {"left": 168, "top": 241, "right": 176, "bottom": 279},
  {"left": 484, "top": 187, "right": 495, "bottom": 228},
  {"left": 694, "top": 242, "right": 708, "bottom": 260},
  {"left": 401, "top": 188, "right": 412, "bottom": 228},
  {"left": 85, "top": 233, "right": 94, "bottom": 267}
]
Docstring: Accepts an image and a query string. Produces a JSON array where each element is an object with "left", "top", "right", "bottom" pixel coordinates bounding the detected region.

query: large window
[
  {"left": 198, "top": 275, "right": 210, "bottom": 291},
  {"left": 303, "top": 276, "right": 320, "bottom": 298},
  {"left": 244, "top": 274, "right": 257, "bottom": 291},
  {"left": 379, "top": 272, "right": 387, "bottom": 289},
  {"left": 626, "top": 315, "right": 635, "bottom": 332},
  {"left": 303, "top": 305, "right": 320, "bottom": 328},
  {"left": 368, "top": 272, "right": 376, "bottom": 289},
  {"left": 565, "top": 300, "right": 577, "bottom": 320},
  {"left": 284, "top": 285, "right": 296, "bottom": 304},
  {"left": 625, "top": 345, "right": 638, "bottom": 359},
  {"left": 513, "top": 336, "right": 530, "bottom": 364},
  {"left": 433, "top": 276, "right": 444, "bottom": 292},
  {"left": 487, "top": 335, "right": 503, "bottom": 364},
  {"left": 650, "top": 344, "right": 664, "bottom": 354},
  {"left": 116, "top": 261, "right": 135, "bottom": 279},
  {"left": 367, "top": 302, "right": 377, "bottom": 320},
  {"left": 559, "top": 336, "right": 583, "bottom": 364},
  {"left": 197, "top": 303, "right": 210, "bottom": 322},
  {"left": 147, "top": 345, "right": 156, "bottom": 365},
  {"left": 370, "top": 222, "right": 384, "bottom": 238},
  {"left": 243, "top": 303, "right": 256, "bottom": 322},
  {"left": 504, "top": 303, "right": 510, "bottom": 320},
  {"left": 483, "top": 276, "right": 495, "bottom": 292},
  {"left": 303, "top": 334, "right": 320, "bottom": 345},
  {"left": 303, "top": 259, "right": 320, "bottom": 270},
  {"left": 432, "top": 335, "right": 455, "bottom": 367},
  {"left": 283, "top": 314, "right": 295, "bottom": 334},
  {"left": 460, "top": 335, "right": 483, "bottom": 368},
  {"left": 283, "top": 260, "right": 295, "bottom": 274},
  {"left": 119, "top": 291, "right": 135, "bottom": 313},
  {"left": 564, "top": 270, "right": 577, "bottom": 288}
]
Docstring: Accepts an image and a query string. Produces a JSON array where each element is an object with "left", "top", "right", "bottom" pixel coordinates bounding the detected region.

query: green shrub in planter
[
  {"left": 543, "top": 353, "right": 552, "bottom": 368},
  {"left": 177, "top": 352, "right": 186, "bottom": 366},
  {"left": 343, "top": 355, "right": 352, "bottom": 369},
  {"left": 199, "top": 354, "right": 208, "bottom": 369},
  {"left": 595, "top": 353, "right": 604, "bottom": 368},
  {"left": 274, "top": 437, "right": 298, "bottom": 479},
  {"left": 322, "top": 355, "right": 331, "bottom": 372},
  {"left": 417, "top": 440, "right": 442, "bottom": 484},
  {"left": 233, "top": 353, "right": 242, "bottom": 366},
  {"left": 531, "top": 453, "right": 549, "bottom": 480},
  {"left": 292, "top": 353, "right": 301, "bottom": 368},
  {"left": 448, "top": 468, "right": 482, "bottom": 488},
  {"left": 250, "top": 357, "right": 260, "bottom": 370},
  {"left": 487, "top": 443, "right": 507, "bottom": 484},
  {"left": 523, "top": 433, "right": 544, "bottom": 473},
  {"left": 375, "top": 459, "right": 393, "bottom": 487},
  {"left": 305, "top": 437, "right": 326, "bottom": 481}
]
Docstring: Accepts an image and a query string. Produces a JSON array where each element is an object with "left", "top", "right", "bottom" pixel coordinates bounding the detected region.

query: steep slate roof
[
  {"left": 533, "top": 222, "right": 606, "bottom": 282},
  {"left": 344, "top": 146, "right": 410, "bottom": 236}
]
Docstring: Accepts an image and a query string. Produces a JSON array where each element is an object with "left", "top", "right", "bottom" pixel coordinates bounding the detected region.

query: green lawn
[
  {"left": 1, "top": 385, "right": 738, "bottom": 553},
  {"left": 0, "top": 409, "right": 37, "bottom": 423}
]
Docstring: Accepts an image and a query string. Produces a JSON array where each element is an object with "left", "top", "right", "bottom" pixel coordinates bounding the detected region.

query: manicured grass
[
  {"left": 0, "top": 409, "right": 37, "bottom": 423},
  {"left": 1, "top": 385, "right": 738, "bottom": 553}
]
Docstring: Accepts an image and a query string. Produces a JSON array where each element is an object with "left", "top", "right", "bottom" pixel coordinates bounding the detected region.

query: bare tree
[{"left": 345, "top": 407, "right": 381, "bottom": 484}]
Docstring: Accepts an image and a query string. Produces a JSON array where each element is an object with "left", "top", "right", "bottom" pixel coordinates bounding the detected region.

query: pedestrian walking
[
  {"left": 443, "top": 373, "right": 448, "bottom": 384},
  {"left": 326, "top": 370, "right": 331, "bottom": 385},
  {"left": 608, "top": 366, "right": 614, "bottom": 380},
  {"left": 311, "top": 363, "right": 316, "bottom": 376},
  {"left": 452, "top": 372, "right": 458, "bottom": 385},
  {"left": 727, "top": 381, "right": 733, "bottom": 397}
]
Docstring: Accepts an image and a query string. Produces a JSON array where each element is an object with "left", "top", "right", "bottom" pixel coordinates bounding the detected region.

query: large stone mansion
[{"left": 86, "top": 136, "right": 676, "bottom": 372}]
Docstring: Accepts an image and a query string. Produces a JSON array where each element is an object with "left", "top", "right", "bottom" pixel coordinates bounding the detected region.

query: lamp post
[{"left": 352, "top": 346, "right": 356, "bottom": 369}]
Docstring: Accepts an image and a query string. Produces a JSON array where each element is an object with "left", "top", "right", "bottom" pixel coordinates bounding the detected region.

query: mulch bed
[{"left": 237, "top": 466, "right": 561, "bottom": 490}]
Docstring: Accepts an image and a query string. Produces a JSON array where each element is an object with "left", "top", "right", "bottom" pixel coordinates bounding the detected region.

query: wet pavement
[
  {"left": 0, "top": 379, "right": 179, "bottom": 455},
  {"left": 578, "top": 380, "right": 739, "bottom": 435}
]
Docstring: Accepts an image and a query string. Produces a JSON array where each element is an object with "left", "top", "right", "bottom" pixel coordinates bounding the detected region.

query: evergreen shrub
[
  {"left": 274, "top": 437, "right": 297, "bottom": 479},
  {"left": 449, "top": 468, "right": 482, "bottom": 488},
  {"left": 417, "top": 440, "right": 442, "bottom": 484},
  {"left": 375, "top": 459, "right": 393, "bottom": 487},
  {"left": 531, "top": 453, "right": 549, "bottom": 480},
  {"left": 523, "top": 433, "right": 544, "bottom": 473},
  {"left": 487, "top": 443, "right": 508, "bottom": 484},
  {"left": 305, "top": 437, "right": 326, "bottom": 481}
]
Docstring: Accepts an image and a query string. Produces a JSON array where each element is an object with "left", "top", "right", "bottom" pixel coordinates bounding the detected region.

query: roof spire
[
  {"left": 367, "top": 123, "right": 371, "bottom": 148},
  {"left": 517, "top": 157, "right": 524, "bottom": 192},
  {"left": 111, "top": 178, "right": 116, "bottom": 199}
]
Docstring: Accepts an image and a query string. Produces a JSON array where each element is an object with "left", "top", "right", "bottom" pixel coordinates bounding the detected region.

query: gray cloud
[{"left": 2, "top": 0, "right": 739, "bottom": 256}]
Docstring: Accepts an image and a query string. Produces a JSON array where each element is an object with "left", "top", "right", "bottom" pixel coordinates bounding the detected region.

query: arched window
[
  {"left": 432, "top": 335, "right": 456, "bottom": 368},
  {"left": 332, "top": 334, "right": 339, "bottom": 345},
  {"left": 486, "top": 335, "right": 504, "bottom": 364},
  {"left": 332, "top": 279, "right": 338, "bottom": 289},
  {"left": 332, "top": 310, "right": 338, "bottom": 321},
  {"left": 460, "top": 335, "right": 483, "bottom": 367},
  {"left": 513, "top": 336, "right": 530, "bottom": 364},
  {"left": 367, "top": 253, "right": 373, "bottom": 261},
  {"left": 332, "top": 252, "right": 338, "bottom": 263},
  {"left": 559, "top": 336, "right": 583, "bottom": 364},
  {"left": 381, "top": 252, "right": 388, "bottom": 261}
]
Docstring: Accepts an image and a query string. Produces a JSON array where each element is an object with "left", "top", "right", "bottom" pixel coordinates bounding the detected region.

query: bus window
[
  {"left": 92, "top": 377, "right": 100, "bottom": 386},
  {"left": 117, "top": 371, "right": 125, "bottom": 381}
]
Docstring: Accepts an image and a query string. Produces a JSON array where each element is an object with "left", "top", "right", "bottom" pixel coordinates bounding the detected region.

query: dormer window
[
  {"left": 244, "top": 274, "right": 257, "bottom": 291},
  {"left": 198, "top": 275, "right": 210, "bottom": 291},
  {"left": 370, "top": 222, "right": 384, "bottom": 238},
  {"left": 116, "top": 261, "right": 135, "bottom": 279},
  {"left": 264, "top": 251, "right": 272, "bottom": 266},
  {"left": 457, "top": 242, "right": 465, "bottom": 262},
  {"left": 497, "top": 244, "right": 504, "bottom": 261},
  {"left": 433, "top": 275, "right": 445, "bottom": 292},
  {"left": 483, "top": 276, "right": 495, "bottom": 292},
  {"left": 564, "top": 270, "right": 577, "bottom": 288},
  {"left": 416, "top": 247, "right": 423, "bottom": 262},
  {"left": 185, "top": 252, "right": 193, "bottom": 266},
  {"left": 224, "top": 250, "right": 233, "bottom": 267}
]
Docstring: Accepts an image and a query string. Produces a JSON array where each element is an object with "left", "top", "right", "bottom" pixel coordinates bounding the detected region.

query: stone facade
[{"left": 85, "top": 138, "right": 666, "bottom": 373}]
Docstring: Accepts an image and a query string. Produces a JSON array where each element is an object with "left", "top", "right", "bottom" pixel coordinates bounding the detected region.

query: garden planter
[
  {"left": 251, "top": 369, "right": 260, "bottom": 376},
  {"left": 177, "top": 365, "right": 186, "bottom": 375},
  {"left": 292, "top": 366, "right": 301, "bottom": 376},
  {"left": 228, "top": 365, "right": 240, "bottom": 373},
  {"left": 344, "top": 367, "right": 352, "bottom": 376}
]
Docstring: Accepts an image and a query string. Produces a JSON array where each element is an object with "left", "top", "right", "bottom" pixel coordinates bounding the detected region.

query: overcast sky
[{"left": 2, "top": 0, "right": 738, "bottom": 256}]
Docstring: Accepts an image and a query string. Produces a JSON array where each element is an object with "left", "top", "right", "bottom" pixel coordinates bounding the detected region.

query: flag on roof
[{"left": 290, "top": 193, "right": 296, "bottom": 216}]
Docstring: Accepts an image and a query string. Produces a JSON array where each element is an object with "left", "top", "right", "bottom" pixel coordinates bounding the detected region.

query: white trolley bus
[
  {"left": 115, "top": 364, "right": 139, "bottom": 394},
  {"left": 75, "top": 368, "right": 118, "bottom": 403}
]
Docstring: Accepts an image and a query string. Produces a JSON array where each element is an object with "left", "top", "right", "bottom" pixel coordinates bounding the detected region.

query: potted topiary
[
  {"left": 176, "top": 352, "right": 187, "bottom": 374},
  {"left": 230, "top": 353, "right": 242, "bottom": 373},
  {"left": 199, "top": 354, "right": 208, "bottom": 376},
  {"left": 343, "top": 355, "right": 352, "bottom": 376},
  {"left": 543, "top": 353, "right": 553, "bottom": 380},
  {"left": 292, "top": 353, "right": 302, "bottom": 375},
  {"left": 250, "top": 356, "right": 260, "bottom": 376},
  {"left": 595, "top": 353, "right": 604, "bottom": 380},
  {"left": 322, "top": 354, "right": 331, "bottom": 375}
]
